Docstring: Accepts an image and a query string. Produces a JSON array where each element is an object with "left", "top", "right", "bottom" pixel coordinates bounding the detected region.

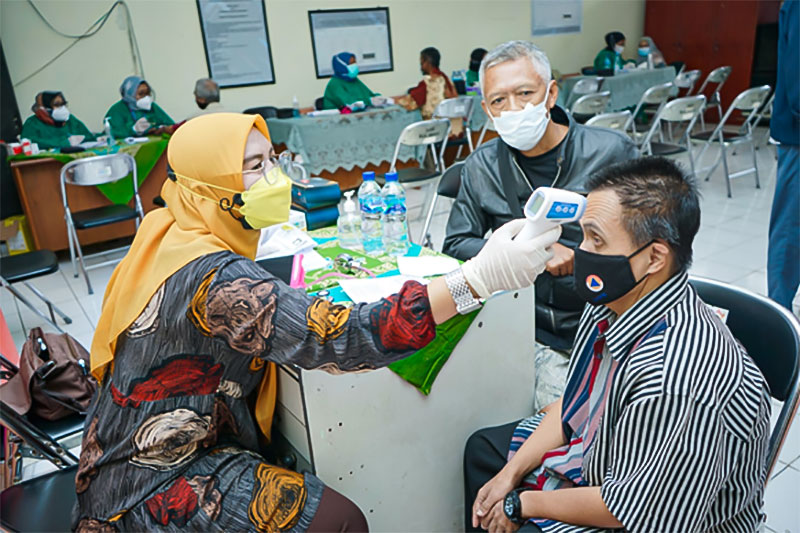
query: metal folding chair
[
  {"left": 696, "top": 66, "right": 732, "bottom": 130},
  {"left": 689, "top": 277, "right": 800, "bottom": 479},
  {"left": 475, "top": 116, "right": 496, "bottom": 147},
  {"left": 564, "top": 77, "right": 604, "bottom": 109},
  {"left": 570, "top": 91, "right": 611, "bottom": 124},
  {"left": 0, "top": 251, "right": 71, "bottom": 333},
  {"left": 640, "top": 95, "right": 707, "bottom": 178},
  {"left": 586, "top": 110, "right": 632, "bottom": 133},
  {"left": 60, "top": 153, "right": 144, "bottom": 294},
  {"left": 433, "top": 97, "right": 475, "bottom": 159},
  {"left": 627, "top": 82, "right": 674, "bottom": 141},
  {"left": 690, "top": 85, "right": 772, "bottom": 197},
  {"left": 420, "top": 162, "right": 464, "bottom": 249},
  {"left": 381, "top": 119, "right": 450, "bottom": 243},
  {"left": 674, "top": 69, "right": 702, "bottom": 96}
]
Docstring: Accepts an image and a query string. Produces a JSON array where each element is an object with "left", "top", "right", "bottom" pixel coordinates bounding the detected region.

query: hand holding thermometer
[{"left": 514, "top": 187, "right": 587, "bottom": 241}]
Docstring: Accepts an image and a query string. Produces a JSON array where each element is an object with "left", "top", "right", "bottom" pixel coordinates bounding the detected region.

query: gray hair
[
  {"left": 479, "top": 41, "right": 551, "bottom": 97},
  {"left": 194, "top": 78, "right": 220, "bottom": 102}
]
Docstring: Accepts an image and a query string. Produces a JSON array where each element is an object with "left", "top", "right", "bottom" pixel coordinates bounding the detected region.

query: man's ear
[
  {"left": 480, "top": 99, "right": 493, "bottom": 122},
  {"left": 547, "top": 81, "right": 559, "bottom": 110},
  {"left": 646, "top": 241, "right": 671, "bottom": 276}
]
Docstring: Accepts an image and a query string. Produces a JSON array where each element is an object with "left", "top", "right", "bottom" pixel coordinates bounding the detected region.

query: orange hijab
[{"left": 91, "top": 113, "right": 278, "bottom": 438}]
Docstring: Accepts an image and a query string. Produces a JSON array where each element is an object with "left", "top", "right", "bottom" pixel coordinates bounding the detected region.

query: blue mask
[
  {"left": 346, "top": 63, "right": 359, "bottom": 79},
  {"left": 638, "top": 47, "right": 650, "bottom": 56}
]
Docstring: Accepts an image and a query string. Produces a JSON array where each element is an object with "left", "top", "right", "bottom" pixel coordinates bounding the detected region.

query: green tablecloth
[
  {"left": 304, "top": 227, "right": 477, "bottom": 394},
  {"left": 558, "top": 67, "right": 677, "bottom": 112},
  {"left": 267, "top": 101, "right": 489, "bottom": 176},
  {"left": 8, "top": 137, "right": 169, "bottom": 205}
]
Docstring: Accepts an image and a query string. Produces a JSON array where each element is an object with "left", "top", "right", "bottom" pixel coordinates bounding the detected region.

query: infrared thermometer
[{"left": 514, "top": 187, "right": 587, "bottom": 241}]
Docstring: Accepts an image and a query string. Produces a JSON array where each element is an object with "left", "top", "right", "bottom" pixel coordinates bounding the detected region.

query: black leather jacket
[{"left": 443, "top": 106, "right": 639, "bottom": 350}]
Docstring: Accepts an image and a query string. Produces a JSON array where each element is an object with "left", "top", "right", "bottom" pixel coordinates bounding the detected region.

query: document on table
[
  {"left": 397, "top": 256, "right": 459, "bottom": 278},
  {"left": 256, "top": 224, "right": 317, "bottom": 260},
  {"left": 339, "top": 275, "right": 427, "bottom": 304}
]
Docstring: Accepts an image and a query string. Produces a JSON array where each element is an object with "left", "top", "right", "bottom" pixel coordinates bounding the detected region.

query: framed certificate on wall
[
  {"left": 197, "top": 0, "right": 275, "bottom": 87},
  {"left": 309, "top": 7, "right": 393, "bottom": 79}
]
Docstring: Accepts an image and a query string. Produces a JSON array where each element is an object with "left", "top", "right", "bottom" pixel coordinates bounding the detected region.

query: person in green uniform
[
  {"left": 593, "top": 31, "right": 633, "bottom": 73},
  {"left": 466, "top": 48, "right": 487, "bottom": 87},
  {"left": 322, "top": 52, "right": 377, "bottom": 110},
  {"left": 105, "top": 75, "right": 174, "bottom": 139},
  {"left": 21, "top": 91, "right": 96, "bottom": 150}
]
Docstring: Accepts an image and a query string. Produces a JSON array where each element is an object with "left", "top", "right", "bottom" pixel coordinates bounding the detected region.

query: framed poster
[
  {"left": 308, "top": 8, "right": 393, "bottom": 79},
  {"left": 531, "top": 0, "right": 582, "bottom": 36},
  {"left": 196, "top": 0, "right": 275, "bottom": 87}
]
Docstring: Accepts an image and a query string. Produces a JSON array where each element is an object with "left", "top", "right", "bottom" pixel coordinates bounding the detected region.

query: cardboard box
[{"left": 0, "top": 216, "right": 34, "bottom": 255}]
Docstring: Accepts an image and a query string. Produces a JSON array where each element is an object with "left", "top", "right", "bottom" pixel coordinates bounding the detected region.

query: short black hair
[
  {"left": 586, "top": 157, "right": 700, "bottom": 272},
  {"left": 421, "top": 47, "right": 441, "bottom": 68}
]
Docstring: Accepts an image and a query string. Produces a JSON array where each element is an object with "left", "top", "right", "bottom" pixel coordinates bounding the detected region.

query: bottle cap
[
  {"left": 343, "top": 190, "right": 356, "bottom": 213},
  {"left": 362, "top": 171, "right": 375, "bottom": 181},
  {"left": 384, "top": 172, "right": 398, "bottom": 182}
]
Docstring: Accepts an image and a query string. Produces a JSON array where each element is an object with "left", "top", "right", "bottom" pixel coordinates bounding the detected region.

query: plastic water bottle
[
  {"left": 381, "top": 172, "right": 408, "bottom": 256},
  {"left": 337, "top": 191, "right": 362, "bottom": 250},
  {"left": 103, "top": 117, "right": 114, "bottom": 145},
  {"left": 292, "top": 95, "right": 300, "bottom": 117},
  {"left": 358, "top": 171, "right": 384, "bottom": 255}
]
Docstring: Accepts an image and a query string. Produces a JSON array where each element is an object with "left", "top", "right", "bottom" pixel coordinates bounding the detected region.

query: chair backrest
[
  {"left": 585, "top": 110, "right": 632, "bottom": 133},
  {"left": 674, "top": 69, "right": 702, "bottom": 90},
  {"left": 0, "top": 401, "right": 79, "bottom": 468},
  {"left": 640, "top": 95, "right": 706, "bottom": 152},
  {"left": 697, "top": 65, "right": 732, "bottom": 96},
  {"left": 244, "top": 106, "right": 278, "bottom": 120},
  {"left": 437, "top": 161, "right": 464, "bottom": 198},
  {"left": 434, "top": 97, "right": 474, "bottom": 121},
  {"left": 570, "top": 91, "right": 611, "bottom": 116},
  {"left": 688, "top": 276, "right": 800, "bottom": 476},
  {"left": 709, "top": 85, "right": 772, "bottom": 139},
  {"left": 572, "top": 77, "right": 604, "bottom": 95},
  {"left": 59, "top": 153, "right": 140, "bottom": 216},
  {"left": 389, "top": 119, "right": 451, "bottom": 172},
  {"left": 642, "top": 82, "right": 674, "bottom": 105}
]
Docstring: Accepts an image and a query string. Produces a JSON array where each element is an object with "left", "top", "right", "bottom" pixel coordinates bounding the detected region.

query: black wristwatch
[{"left": 503, "top": 489, "right": 525, "bottom": 525}]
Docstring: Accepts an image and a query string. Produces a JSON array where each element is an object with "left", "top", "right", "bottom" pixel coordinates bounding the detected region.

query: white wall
[{"left": 1, "top": 0, "right": 644, "bottom": 132}]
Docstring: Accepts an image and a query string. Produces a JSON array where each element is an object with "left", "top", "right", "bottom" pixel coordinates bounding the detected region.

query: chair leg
[
  {"left": 720, "top": 143, "right": 732, "bottom": 198},
  {"left": 420, "top": 192, "right": 439, "bottom": 249},
  {"left": 65, "top": 216, "right": 77, "bottom": 278},
  {"left": 70, "top": 224, "right": 93, "bottom": 295},
  {"left": 455, "top": 145, "right": 463, "bottom": 160},
  {"left": 686, "top": 142, "right": 697, "bottom": 179},
  {"left": 21, "top": 281, "right": 73, "bottom": 325},
  {"left": 466, "top": 128, "right": 474, "bottom": 153},
  {"left": 1, "top": 281, "right": 65, "bottom": 333},
  {"left": 751, "top": 140, "right": 761, "bottom": 189}
]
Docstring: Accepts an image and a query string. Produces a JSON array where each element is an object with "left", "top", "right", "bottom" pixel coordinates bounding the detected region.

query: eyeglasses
[{"left": 242, "top": 156, "right": 281, "bottom": 185}]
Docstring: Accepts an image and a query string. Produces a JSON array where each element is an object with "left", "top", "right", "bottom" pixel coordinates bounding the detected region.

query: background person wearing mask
[
  {"left": 635, "top": 36, "right": 666, "bottom": 67},
  {"left": 21, "top": 90, "right": 95, "bottom": 149},
  {"left": 105, "top": 75, "right": 175, "bottom": 139},
  {"left": 189, "top": 77, "right": 225, "bottom": 119},
  {"left": 322, "top": 52, "right": 377, "bottom": 110},
  {"left": 398, "top": 46, "right": 457, "bottom": 119},
  {"left": 593, "top": 32, "right": 634, "bottom": 73},
  {"left": 444, "top": 41, "right": 638, "bottom": 407},
  {"left": 75, "top": 112, "right": 559, "bottom": 533},
  {"left": 466, "top": 48, "right": 488, "bottom": 87}
]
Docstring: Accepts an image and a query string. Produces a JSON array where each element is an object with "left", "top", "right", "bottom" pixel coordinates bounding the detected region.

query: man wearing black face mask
[{"left": 464, "top": 157, "right": 770, "bottom": 533}]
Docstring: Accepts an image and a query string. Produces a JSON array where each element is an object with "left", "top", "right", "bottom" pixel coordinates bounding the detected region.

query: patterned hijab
[
  {"left": 32, "top": 90, "right": 65, "bottom": 126},
  {"left": 119, "top": 75, "right": 148, "bottom": 111},
  {"left": 91, "top": 113, "right": 279, "bottom": 437},
  {"left": 332, "top": 52, "right": 356, "bottom": 80}
]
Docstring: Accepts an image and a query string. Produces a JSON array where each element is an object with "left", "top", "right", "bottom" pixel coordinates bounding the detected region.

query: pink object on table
[{"left": 290, "top": 254, "right": 306, "bottom": 289}]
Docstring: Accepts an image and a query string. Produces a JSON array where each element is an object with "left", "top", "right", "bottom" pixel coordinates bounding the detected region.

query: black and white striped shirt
[{"left": 558, "top": 271, "right": 771, "bottom": 532}]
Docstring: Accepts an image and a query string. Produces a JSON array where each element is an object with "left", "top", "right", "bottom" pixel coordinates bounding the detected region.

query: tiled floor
[{"left": 2, "top": 128, "right": 798, "bottom": 531}]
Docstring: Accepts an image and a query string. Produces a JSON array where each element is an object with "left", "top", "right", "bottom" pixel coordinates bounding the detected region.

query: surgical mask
[
  {"left": 346, "top": 63, "right": 359, "bottom": 79},
  {"left": 489, "top": 81, "right": 552, "bottom": 151},
  {"left": 614, "top": 45, "right": 625, "bottom": 55},
  {"left": 573, "top": 240, "right": 654, "bottom": 305},
  {"left": 169, "top": 166, "right": 292, "bottom": 230},
  {"left": 136, "top": 95, "right": 153, "bottom": 111},
  {"left": 51, "top": 106, "right": 70, "bottom": 122},
  {"left": 638, "top": 47, "right": 650, "bottom": 56}
]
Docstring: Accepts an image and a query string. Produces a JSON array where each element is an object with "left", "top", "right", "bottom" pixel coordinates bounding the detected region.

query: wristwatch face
[{"left": 504, "top": 494, "right": 515, "bottom": 518}]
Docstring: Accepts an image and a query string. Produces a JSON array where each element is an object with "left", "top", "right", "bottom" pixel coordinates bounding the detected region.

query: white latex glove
[
  {"left": 462, "top": 219, "right": 561, "bottom": 299},
  {"left": 133, "top": 117, "right": 151, "bottom": 134}
]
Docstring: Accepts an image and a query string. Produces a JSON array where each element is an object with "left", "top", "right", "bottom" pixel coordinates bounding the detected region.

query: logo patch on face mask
[{"left": 586, "top": 274, "right": 604, "bottom": 293}]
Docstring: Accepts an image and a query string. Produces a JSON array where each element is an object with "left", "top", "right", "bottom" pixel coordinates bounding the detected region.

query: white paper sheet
[
  {"left": 256, "top": 224, "right": 317, "bottom": 260},
  {"left": 301, "top": 250, "right": 329, "bottom": 272},
  {"left": 397, "top": 256, "right": 459, "bottom": 278},
  {"left": 338, "top": 275, "right": 427, "bottom": 304}
]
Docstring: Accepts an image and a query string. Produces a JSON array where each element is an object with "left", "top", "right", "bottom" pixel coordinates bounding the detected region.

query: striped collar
[{"left": 587, "top": 271, "right": 689, "bottom": 361}]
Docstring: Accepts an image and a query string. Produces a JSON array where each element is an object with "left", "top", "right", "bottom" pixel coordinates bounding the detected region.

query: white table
[{"left": 274, "top": 287, "right": 536, "bottom": 531}]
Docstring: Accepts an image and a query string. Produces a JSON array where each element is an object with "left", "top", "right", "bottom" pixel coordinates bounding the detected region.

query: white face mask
[
  {"left": 136, "top": 95, "right": 153, "bottom": 111},
  {"left": 488, "top": 81, "right": 552, "bottom": 152},
  {"left": 51, "top": 106, "right": 70, "bottom": 122},
  {"left": 614, "top": 45, "right": 625, "bottom": 54}
]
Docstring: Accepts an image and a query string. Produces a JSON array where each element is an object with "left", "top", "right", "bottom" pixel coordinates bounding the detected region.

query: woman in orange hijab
[{"left": 74, "top": 113, "right": 559, "bottom": 532}]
